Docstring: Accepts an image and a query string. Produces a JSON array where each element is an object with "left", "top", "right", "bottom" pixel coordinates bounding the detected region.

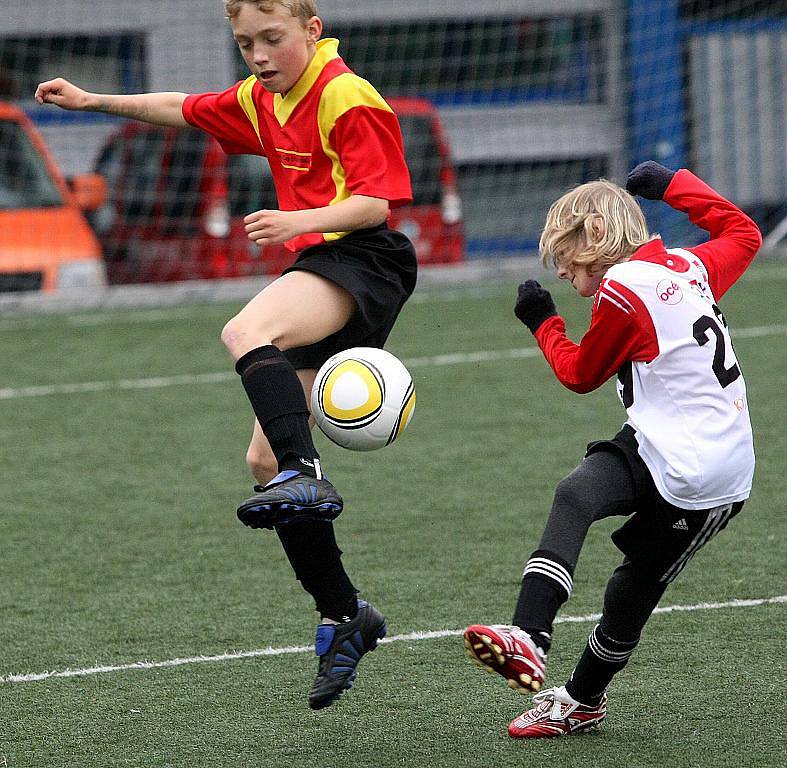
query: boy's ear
[
  {"left": 588, "top": 214, "right": 606, "bottom": 242},
  {"left": 306, "top": 15, "right": 322, "bottom": 43}
]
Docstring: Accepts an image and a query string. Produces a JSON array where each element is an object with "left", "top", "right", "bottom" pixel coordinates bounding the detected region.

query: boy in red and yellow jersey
[{"left": 36, "top": 0, "right": 417, "bottom": 710}]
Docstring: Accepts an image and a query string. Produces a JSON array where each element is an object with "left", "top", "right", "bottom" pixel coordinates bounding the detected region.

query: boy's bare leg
[
  {"left": 222, "top": 270, "right": 356, "bottom": 360},
  {"left": 225, "top": 271, "right": 356, "bottom": 527}
]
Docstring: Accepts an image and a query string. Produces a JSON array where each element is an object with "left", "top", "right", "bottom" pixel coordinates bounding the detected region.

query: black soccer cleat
[
  {"left": 307, "top": 601, "right": 387, "bottom": 710},
  {"left": 236, "top": 470, "right": 343, "bottom": 529}
]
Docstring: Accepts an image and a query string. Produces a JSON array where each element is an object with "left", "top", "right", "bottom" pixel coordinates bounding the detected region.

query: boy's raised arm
[
  {"left": 626, "top": 161, "right": 762, "bottom": 299},
  {"left": 660, "top": 170, "right": 761, "bottom": 299},
  {"left": 35, "top": 77, "right": 189, "bottom": 128}
]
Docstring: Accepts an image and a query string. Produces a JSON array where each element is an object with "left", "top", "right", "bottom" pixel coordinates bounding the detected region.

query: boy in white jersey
[{"left": 463, "top": 161, "right": 762, "bottom": 739}]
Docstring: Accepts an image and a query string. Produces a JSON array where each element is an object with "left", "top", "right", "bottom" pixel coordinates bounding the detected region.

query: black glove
[
  {"left": 625, "top": 161, "right": 676, "bottom": 200},
  {"left": 514, "top": 280, "right": 557, "bottom": 334}
]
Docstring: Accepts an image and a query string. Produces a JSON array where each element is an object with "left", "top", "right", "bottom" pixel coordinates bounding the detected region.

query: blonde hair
[
  {"left": 539, "top": 179, "right": 654, "bottom": 272},
  {"left": 223, "top": 0, "right": 317, "bottom": 23}
]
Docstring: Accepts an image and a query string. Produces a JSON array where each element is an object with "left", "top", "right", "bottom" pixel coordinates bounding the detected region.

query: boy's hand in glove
[
  {"left": 514, "top": 280, "right": 557, "bottom": 334},
  {"left": 626, "top": 161, "right": 676, "bottom": 200}
]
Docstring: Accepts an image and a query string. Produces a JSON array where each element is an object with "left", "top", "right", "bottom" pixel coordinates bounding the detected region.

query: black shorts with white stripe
[
  {"left": 609, "top": 498, "right": 743, "bottom": 582},
  {"left": 587, "top": 425, "right": 744, "bottom": 582}
]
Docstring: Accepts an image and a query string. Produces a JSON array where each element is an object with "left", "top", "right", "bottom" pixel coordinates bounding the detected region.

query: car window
[
  {"left": 94, "top": 129, "right": 166, "bottom": 227},
  {"left": 161, "top": 130, "right": 209, "bottom": 227},
  {"left": 0, "top": 119, "right": 63, "bottom": 210},
  {"left": 396, "top": 114, "right": 443, "bottom": 206},
  {"left": 90, "top": 135, "right": 126, "bottom": 234},
  {"left": 124, "top": 130, "right": 167, "bottom": 223},
  {"left": 94, "top": 128, "right": 207, "bottom": 234},
  {"left": 228, "top": 153, "right": 278, "bottom": 217}
]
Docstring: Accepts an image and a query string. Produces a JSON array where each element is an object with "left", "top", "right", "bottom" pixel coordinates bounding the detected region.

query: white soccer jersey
[
  {"left": 599, "top": 252, "right": 753, "bottom": 508},
  {"left": 533, "top": 170, "right": 762, "bottom": 510}
]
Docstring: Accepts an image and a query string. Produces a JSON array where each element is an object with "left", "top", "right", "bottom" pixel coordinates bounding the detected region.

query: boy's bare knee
[
  {"left": 220, "top": 316, "right": 245, "bottom": 356},
  {"left": 221, "top": 314, "right": 278, "bottom": 360}
]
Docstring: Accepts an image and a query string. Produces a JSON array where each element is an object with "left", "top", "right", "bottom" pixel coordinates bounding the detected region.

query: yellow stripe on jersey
[
  {"left": 236, "top": 75, "right": 263, "bottom": 148},
  {"left": 273, "top": 38, "right": 341, "bottom": 127},
  {"left": 317, "top": 73, "right": 394, "bottom": 241},
  {"left": 318, "top": 72, "right": 393, "bottom": 136}
]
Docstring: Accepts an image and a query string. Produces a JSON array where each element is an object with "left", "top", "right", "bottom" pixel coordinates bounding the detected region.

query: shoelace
[
  {"left": 532, "top": 687, "right": 557, "bottom": 705},
  {"left": 532, "top": 687, "right": 579, "bottom": 719}
]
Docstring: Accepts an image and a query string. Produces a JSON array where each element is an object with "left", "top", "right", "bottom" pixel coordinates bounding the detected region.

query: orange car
[{"left": 0, "top": 101, "right": 107, "bottom": 292}]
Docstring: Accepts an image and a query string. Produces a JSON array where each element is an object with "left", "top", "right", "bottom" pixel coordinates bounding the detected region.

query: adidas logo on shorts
[{"left": 672, "top": 518, "right": 689, "bottom": 531}]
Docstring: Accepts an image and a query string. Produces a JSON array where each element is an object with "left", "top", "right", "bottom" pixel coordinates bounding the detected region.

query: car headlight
[
  {"left": 57, "top": 260, "right": 108, "bottom": 289},
  {"left": 204, "top": 202, "right": 231, "bottom": 238},
  {"left": 441, "top": 191, "right": 462, "bottom": 225}
]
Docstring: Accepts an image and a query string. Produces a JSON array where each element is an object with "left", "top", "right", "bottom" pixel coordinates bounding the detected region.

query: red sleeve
[
  {"left": 183, "top": 84, "right": 265, "bottom": 157},
  {"left": 663, "top": 169, "right": 762, "bottom": 300},
  {"left": 533, "top": 279, "right": 659, "bottom": 393},
  {"left": 330, "top": 106, "right": 413, "bottom": 207}
]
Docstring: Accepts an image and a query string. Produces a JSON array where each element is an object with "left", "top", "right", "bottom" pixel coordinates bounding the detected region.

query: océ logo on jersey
[{"left": 657, "top": 279, "right": 683, "bottom": 305}]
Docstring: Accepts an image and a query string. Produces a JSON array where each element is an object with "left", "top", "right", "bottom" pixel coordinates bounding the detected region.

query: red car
[{"left": 91, "top": 97, "right": 463, "bottom": 284}]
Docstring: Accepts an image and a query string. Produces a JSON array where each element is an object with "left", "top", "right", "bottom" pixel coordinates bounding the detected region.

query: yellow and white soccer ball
[{"left": 311, "top": 347, "right": 416, "bottom": 451}]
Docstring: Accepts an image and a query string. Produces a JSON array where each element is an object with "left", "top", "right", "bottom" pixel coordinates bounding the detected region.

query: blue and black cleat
[
  {"left": 236, "top": 470, "right": 343, "bottom": 529},
  {"left": 308, "top": 600, "right": 387, "bottom": 710}
]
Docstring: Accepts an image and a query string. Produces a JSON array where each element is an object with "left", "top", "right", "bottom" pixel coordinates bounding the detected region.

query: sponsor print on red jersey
[{"left": 183, "top": 38, "right": 412, "bottom": 252}]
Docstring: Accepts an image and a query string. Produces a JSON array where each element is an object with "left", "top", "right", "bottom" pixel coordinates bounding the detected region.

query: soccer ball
[{"left": 311, "top": 347, "right": 416, "bottom": 451}]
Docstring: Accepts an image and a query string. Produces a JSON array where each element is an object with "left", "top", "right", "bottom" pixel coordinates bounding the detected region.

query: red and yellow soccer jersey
[{"left": 182, "top": 38, "right": 412, "bottom": 252}]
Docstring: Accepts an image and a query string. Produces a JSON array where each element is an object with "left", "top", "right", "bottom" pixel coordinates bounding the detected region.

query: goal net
[{"left": 0, "top": 0, "right": 784, "bottom": 290}]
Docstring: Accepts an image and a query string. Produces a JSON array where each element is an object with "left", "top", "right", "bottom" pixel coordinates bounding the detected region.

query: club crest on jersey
[
  {"left": 689, "top": 278, "right": 711, "bottom": 300},
  {"left": 656, "top": 279, "right": 683, "bottom": 305}
]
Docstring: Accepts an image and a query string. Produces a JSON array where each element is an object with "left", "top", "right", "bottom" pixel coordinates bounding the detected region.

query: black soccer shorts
[
  {"left": 587, "top": 425, "right": 744, "bottom": 583},
  {"left": 282, "top": 223, "right": 418, "bottom": 371}
]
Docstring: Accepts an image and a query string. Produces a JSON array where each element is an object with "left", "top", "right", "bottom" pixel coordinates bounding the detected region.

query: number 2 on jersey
[
  {"left": 618, "top": 303, "right": 740, "bottom": 408},
  {"left": 692, "top": 304, "right": 741, "bottom": 388}
]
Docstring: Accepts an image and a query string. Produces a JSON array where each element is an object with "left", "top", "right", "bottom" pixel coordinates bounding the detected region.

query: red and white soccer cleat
[
  {"left": 463, "top": 624, "right": 546, "bottom": 693},
  {"left": 508, "top": 686, "right": 607, "bottom": 739}
]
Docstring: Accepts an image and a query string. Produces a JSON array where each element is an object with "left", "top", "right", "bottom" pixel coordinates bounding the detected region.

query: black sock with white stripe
[
  {"left": 512, "top": 549, "right": 574, "bottom": 652},
  {"left": 565, "top": 623, "right": 639, "bottom": 704}
]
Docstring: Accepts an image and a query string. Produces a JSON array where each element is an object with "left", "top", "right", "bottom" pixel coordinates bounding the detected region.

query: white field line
[
  {"left": 0, "top": 324, "right": 783, "bottom": 401},
  {"left": 0, "top": 372, "right": 236, "bottom": 400},
  {"left": 731, "top": 323, "right": 787, "bottom": 338},
  {"left": 0, "top": 350, "right": 540, "bottom": 400},
  {"left": 2, "top": 594, "right": 784, "bottom": 685}
]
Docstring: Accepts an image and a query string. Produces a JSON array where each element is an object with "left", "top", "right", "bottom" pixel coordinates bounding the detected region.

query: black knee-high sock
[
  {"left": 275, "top": 520, "right": 359, "bottom": 622},
  {"left": 235, "top": 345, "right": 319, "bottom": 477},
  {"left": 565, "top": 624, "right": 639, "bottom": 704},
  {"left": 566, "top": 558, "right": 667, "bottom": 703},
  {"left": 512, "top": 549, "right": 574, "bottom": 652}
]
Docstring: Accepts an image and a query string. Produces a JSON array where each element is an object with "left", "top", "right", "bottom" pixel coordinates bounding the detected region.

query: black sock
[
  {"left": 512, "top": 549, "right": 574, "bottom": 652},
  {"left": 235, "top": 345, "right": 319, "bottom": 477},
  {"left": 264, "top": 413, "right": 321, "bottom": 477},
  {"left": 565, "top": 623, "right": 639, "bottom": 704},
  {"left": 276, "top": 520, "right": 358, "bottom": 622}
]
